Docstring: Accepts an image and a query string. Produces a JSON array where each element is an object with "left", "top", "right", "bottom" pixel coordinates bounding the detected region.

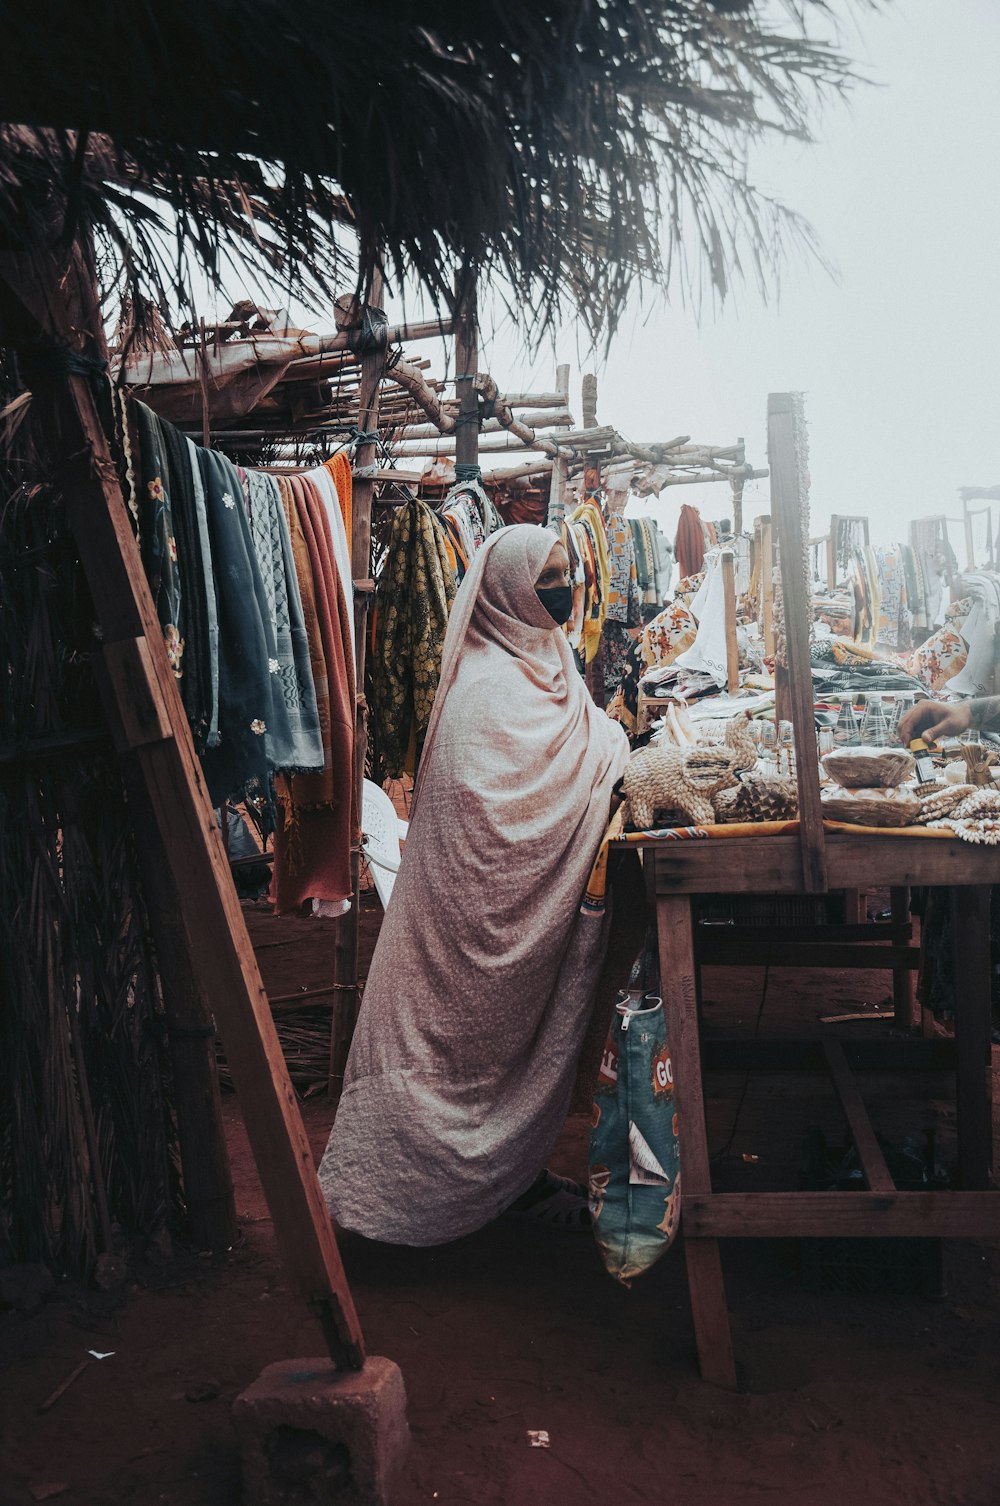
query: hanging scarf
[
  {"left": 160, "top": 417, "right": 213, "bottom": 749},
  {"left": 325, "top": 451, "right": 353, "bottom": 554},
  {"left": 271, "top": 475, "right": 356, "bottom": 912},
  {"left": 371, "top": 499, "right": 456, "bottom": 779},
  {"left": 134, "top": 402, "right": 184, "bottom": 680},
  {"left": 184, "top": 438, "right": 221, "bottom": 748},
  {"left": 675, "top": 503, "right": 706, "bottom": 580},
  {"left": 196, "top": 448, "right": 277, "bottom": 810},
  {"left": 244, "top": 470, "right": 324, "bottom": 774}
]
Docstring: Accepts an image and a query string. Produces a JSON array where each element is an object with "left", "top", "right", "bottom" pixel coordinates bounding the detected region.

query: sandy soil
[{"left": 2, "top": 893, "right": 999, "bottom": 1506}]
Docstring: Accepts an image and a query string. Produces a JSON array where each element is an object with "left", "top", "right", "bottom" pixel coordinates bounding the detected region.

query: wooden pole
[
  {"left": 721, "top": 550, "right": 739, "bottom": 695},
  {"left": 767, "top": 393, "right": 827, "bottom": 894},
  {"left": 546, "top": 364, "right": 571, "bottom": 524},
  {"left": 730, "top": 438, "right": 745, "bottom": 535},
  {"left": 581, "top": 372, "right": 598, "bottom": 430},
  {"left": 454, "top": 269, "right": 479, "bottom": 474},
  {"left": 757, "top": 516, "right": 776, "bottom": 658},
  {"left": 328, "top": 270, "right": 386, "bottom": 1105},
  {"left": 0, "top": 240, "right": 365, "bottom": 1368}
]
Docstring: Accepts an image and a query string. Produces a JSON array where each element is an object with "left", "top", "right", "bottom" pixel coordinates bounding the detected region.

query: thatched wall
[{"left": 0, "top": 355, "right": 181, "bottom": 1275}]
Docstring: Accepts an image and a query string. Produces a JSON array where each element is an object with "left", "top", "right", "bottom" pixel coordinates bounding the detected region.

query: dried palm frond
[{"left": 0, "top": 2, "right": 874, "bottom": 340}]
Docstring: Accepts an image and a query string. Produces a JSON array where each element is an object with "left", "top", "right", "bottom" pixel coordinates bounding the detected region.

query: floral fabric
[
  {"left": 606, "top": 600, "right": 698, "bottom": 733},
  {"left": 371, "top": 499, "right": 457, "bottom": 779}
]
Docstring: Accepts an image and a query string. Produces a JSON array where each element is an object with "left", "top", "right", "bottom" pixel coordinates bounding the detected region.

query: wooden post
[
  {"left": 951, "top": 885, "right": 993, "bottom": 1190},
  {"left": 730, "top": 439, "right": 745, "bottom": 535},
  {"left": 657, "top": 894, "right": 737, "bottom": 1389},
  {"left": 545, "top": 365, "right": 572, "bottom": 525},
  {"left": 890, "top": 886, "right": 915, "bottom": 1031},
  {"left": 757, "top": 516, "right": 775, "bottom": 658},
  {"left": 454, "top": 269, "right": 479, "bottom": 473},
  {"left": 963, "top": 500, "right": 976, "bottom": 573},
  {"left": 721, "top": 550, "right": 739, "bottom": 694},
  {"left": 768, "top": 393, "right": 827, "bottom": 894},
  {"left": 581, "top": 371, "right": 598, "bottom": 430},
  {"left": 328, "top": 272, "right": 387, "bottom": 1103},
  {"left": 0, "top": 242, "right": 365, "bottom": 1369}
]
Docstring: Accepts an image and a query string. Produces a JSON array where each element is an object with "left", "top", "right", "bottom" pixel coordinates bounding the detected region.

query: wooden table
[{"left": 637, "top": 828, "right": 998, "bottom": 1389}]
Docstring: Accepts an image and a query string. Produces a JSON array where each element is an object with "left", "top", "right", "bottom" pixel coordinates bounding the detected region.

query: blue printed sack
[{"left": 589, "top": 989, "right": 681, "bottom": 1284}]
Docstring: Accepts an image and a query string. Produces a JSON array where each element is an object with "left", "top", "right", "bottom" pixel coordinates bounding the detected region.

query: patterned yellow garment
[
  {"left": 567, "top": 501, "right": 610, "bottom": 665},
  {"left": 371, "top": 499, "right": 457, "bottom": 779}
]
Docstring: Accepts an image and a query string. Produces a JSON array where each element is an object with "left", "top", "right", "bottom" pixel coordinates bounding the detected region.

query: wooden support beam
[
  {"left": 768, "top": 393, "right": 827, "bottom": 894},
  {"left": 822, "top": 1041, "right": 895, "bottom": 1193},
  {"left": 657, "top": 895, "right": 737, "bottom": 1390},
  {"left": 386, "top": 358, "right": 455, "bottom": 433},
  {"left": 454, "top": 270, "right": 478, "bottom": 473},
  {"left": 0, "top": 242, "right": 365, "bottom": 1369},
  {"left": 952, "top": 885, "right": 993, "bottom": 1190},
  {"left": 721, "top": 550, "right": 739, "bottom": 695},
  {"left": 696, "top": 939, "right": 919, "bottom": 970},
  {"left": 684, "top": 1192, "right": 1000, "bottom": 1240},
  {"left": 329, "top": 274, "right": 386, "bottom": 1105},
  {"left": 757, "top": 516, "right": 775, "bottom": 658}
]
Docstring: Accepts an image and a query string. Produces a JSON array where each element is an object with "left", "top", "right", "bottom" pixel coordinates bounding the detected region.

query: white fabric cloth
[
  {"left": 319, "top": 525, "right": 629, "bottom": 1244},
  {"left": 306, "top": 465, "right": 355, "bottom": 661},
  {"left": 675, "top": 551, "right": 729, "bottom": 687}
]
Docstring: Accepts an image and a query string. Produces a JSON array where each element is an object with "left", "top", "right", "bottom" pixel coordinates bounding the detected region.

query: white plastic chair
[{"left": 361, "top": 779, "right": 410, "bottom": 909}]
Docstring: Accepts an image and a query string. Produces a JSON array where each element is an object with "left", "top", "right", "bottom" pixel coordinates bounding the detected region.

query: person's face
[{"left": 536, "top": 542, "right": 571, "bottom": 590}]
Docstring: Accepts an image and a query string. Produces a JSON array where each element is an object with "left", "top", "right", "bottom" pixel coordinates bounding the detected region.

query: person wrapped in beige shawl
[{"left": 320, "top": 525, "right": 629, "bottom": 1243}]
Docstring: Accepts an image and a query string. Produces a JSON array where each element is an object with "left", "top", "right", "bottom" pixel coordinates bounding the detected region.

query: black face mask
[{"left": 536, "top": 584, "right": 574, "bottom": 625}]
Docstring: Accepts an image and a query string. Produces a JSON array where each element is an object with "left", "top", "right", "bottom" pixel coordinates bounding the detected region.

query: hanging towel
[{"left": 185, "top": 437, "right": 221, "bottom": 748}]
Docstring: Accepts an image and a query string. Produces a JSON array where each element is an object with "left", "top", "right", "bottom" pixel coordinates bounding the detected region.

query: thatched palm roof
[{"left": 0, "top": 2, "right": 866, "bottom": 335}]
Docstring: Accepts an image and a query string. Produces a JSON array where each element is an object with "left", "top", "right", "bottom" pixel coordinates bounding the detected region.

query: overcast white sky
[{"left": 380, "top": 0, "right": 1000, "bottom": 552}]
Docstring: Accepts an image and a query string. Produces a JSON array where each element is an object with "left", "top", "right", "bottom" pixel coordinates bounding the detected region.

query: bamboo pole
[
  {"left": 328, "top": 271, "right": 387, "bottom": 1106},
  {"left": 721, "top": 550, "right": 739, "bottom": 694},
  {"left": 454, "top": 270, "right": 479, "bottom": 472}
]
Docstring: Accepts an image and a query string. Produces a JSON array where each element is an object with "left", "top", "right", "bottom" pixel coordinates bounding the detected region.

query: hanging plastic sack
[{"left": 589, "top": 988, "right": 681, "bottom": 1284}]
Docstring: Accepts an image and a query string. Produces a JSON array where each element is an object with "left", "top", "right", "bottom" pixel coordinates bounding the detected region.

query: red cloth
[
  {"left": 272, "top": 475, "right": 357, "bottom": 914},
  {"left": 675, "top": 503, "right": 705, "bottom": 580}
]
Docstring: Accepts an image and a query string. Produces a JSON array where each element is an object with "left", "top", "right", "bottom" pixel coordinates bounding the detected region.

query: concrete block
[{"left": 232, "top": 1355, "right": 410, "bottom": 1506}]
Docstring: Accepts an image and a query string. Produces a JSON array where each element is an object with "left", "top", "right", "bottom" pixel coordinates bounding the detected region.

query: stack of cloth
[{"left": 809, "top": 638, "right": 928, "bottom": 697}]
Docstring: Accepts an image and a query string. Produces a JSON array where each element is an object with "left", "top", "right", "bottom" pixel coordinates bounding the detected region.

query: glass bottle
[
  {"left": 860, "top": 691, "right": 891, "bottom": 747},
  {"left": 833, "top": 693, "right": 861, "bottom": 748},
  {"left": 886, "top": 692, "right": 912, "bottom": 741}
]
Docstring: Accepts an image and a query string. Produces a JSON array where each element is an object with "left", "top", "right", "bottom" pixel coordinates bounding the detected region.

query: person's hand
[{"left": 896, "top": 698, "right": 971, "bottom": 745}]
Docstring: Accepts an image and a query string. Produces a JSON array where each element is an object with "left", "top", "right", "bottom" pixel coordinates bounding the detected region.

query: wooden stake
[
  {"left": 767, "top": 393, "right": 827, "bottom": 894},
  {"left": 721, "top": 550, "right": 739, "bottom": 694},
  {"left": 454, "top": 269, "right": 478, "bottom": 473},
  {"left": 329, "top": 271, "right": 386, "bottom": 1105}
]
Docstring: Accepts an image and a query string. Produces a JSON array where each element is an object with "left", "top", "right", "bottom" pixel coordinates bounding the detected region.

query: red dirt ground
[{"left": 2, "top": 892, "right": 999, "bottom": 1506}]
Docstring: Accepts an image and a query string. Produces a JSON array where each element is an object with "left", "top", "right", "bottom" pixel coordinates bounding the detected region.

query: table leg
[
  {"left": 657, "top": 893, "right": 738, "bottom": 1389},
  {"left": 951, "top": 886, "right": 993, "bottom": 1190},
  {"left": 890, "top": 887, "right": 915, "bottom": 1031}
]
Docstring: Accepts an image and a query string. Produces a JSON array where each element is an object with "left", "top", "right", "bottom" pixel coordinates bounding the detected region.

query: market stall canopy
[{"left": 0, "top": 2, "right": 859, "bottom": 337}]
